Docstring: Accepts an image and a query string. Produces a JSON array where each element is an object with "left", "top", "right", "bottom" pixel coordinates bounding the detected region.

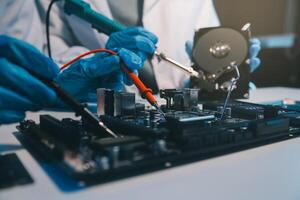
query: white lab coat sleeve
[
  {"left": 36, "top": 0, "right": 95, "bottom": 66},
  {"left": 143, "top": 0, "right": 221, "bottom": 89},
  {"left": 0, "top": 0, "right": 44, "bottom": 51},
  {"left": 194, "top": 0, "right": 221, "bottom": 30}
]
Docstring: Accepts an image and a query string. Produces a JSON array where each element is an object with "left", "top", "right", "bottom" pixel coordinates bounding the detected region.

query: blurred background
[{"left": 214, "top": 0, "right": 300, "bottom": 88}]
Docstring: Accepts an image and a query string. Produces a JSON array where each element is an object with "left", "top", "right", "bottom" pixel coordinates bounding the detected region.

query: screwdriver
[
  {"left": 154, "top": 51, "right": 202, "bottom": 78},
  {"left": 64, "top": 0, "right": 203, "bottom": 79}
]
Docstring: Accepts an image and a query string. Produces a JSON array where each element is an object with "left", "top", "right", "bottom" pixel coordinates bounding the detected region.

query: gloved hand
[
  {"left": 56, "top": 27, "right": 157, "bottom": 101},
  {"left": 55, "top": 48, "right": 143, "bottom": 102},
  {"left": 56, "top": 27, "right": 157, "bottom": 102},
  {"left": 106, "top": 27, "right": 158, "bottom": 63},
  {"left": 185, "top": 37, "right": 262, "bottom": 72},
  {"left": 248, "top": 38, "right": 261, "bottom": 73},
  {"left": 0, "top": 35, "right": 144, "bottom": 124},
  {"left": 0, "top": 35, "right": 59, "bottom": 124}
]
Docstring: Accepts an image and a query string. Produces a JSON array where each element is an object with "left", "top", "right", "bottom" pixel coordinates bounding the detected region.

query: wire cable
[
  {"left": 60, "top": 48, "right": 165, "bottom": 118},
  {"left": 60, "top": 48, "right": 117, "bottom": 71},
  {"left": 46, "top": 0, "right": 61, "bottom": 59}
]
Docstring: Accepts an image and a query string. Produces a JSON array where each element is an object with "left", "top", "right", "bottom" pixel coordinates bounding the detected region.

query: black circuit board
[
  {"left": 16, "top": 100, "right": 300, "bottom": 186},
  {"left": 0, "top": 153, "right": 33, "bottom": 189}
]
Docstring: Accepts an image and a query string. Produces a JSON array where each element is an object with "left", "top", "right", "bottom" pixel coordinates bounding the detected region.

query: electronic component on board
[{"left": 97, "top": 89, "right": 136, "bottom": 117}]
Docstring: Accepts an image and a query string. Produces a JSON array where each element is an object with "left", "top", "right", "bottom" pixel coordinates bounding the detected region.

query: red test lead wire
[
  {"left": 60, "top": 48, "right": 164, "bottom": 116},
  {"left": 60, "top": 48, "right": 117, "bottom": 71},
  {"left": 120, "top": 64, "right": 157, "bottom": 106}
]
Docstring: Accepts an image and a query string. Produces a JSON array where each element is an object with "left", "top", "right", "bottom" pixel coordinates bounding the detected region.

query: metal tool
[{"left": 154, "top": 51, "right": 202, "bottom": 78}]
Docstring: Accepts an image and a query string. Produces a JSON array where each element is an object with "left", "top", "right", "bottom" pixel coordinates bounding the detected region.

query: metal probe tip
[
  {"left": 82, "top": 107, "right": 119, "bottom": 138},
  {"left": 98, "top": 121, "right": 119, "bottom": 138},
  {"left": 153, "top": 103, "right": 166, "bottom": 120}
]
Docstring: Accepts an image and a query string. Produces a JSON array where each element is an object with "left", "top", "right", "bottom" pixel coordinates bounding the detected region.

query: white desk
[{"left": 1, "top": 87, "right": 300, "bottom": 200}]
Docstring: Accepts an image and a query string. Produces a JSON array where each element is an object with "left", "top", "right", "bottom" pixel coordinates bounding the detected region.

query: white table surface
[{"left": 1, "top": 87, "right": 300, "bottom": 200}]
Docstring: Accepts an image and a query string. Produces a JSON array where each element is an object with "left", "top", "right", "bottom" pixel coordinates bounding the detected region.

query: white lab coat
[
  {"left": 0, "top": 0, "right": 220, "bottom": 89},
  {"left": 0, "top": 0, "right": 44, "bottom": 51}
]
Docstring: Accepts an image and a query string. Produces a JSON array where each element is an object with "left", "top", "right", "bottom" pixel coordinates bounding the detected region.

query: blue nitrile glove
[
  {"left": 105, "top": 27, "right": 158, "bottom": 91},
  {"left": 0, "top": 36, "right": 143, "bottom": 124},
  {"left": 248, "top": 38, "right": 261, "bottom": 73},
  {"left": 55, "top": 48, "right": 143, "bottom": 102},
  {"left": 185, "top": 38, "right": 261, "bottom": 72},
  {"left": 185, "top": 40, "right": 193, "bottom": 60},
  {"left": 0, "top": 35, "right": 59, "bottom": 124},
  {"left": 57, "top": 27, "right": 156, "bottom": 102},
  {"left": 106, "top": 27, "right": 158, "bottom": 63}
]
